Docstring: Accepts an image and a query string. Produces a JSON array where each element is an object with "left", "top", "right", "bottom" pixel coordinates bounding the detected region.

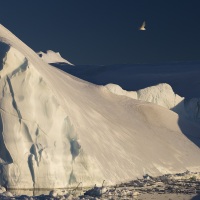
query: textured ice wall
[{"left": 0, "top": 43, "right": 100, "bottom": 189}]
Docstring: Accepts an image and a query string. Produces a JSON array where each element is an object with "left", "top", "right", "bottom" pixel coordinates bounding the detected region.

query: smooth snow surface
[
  {"left": 105, "top": 83, "right": 184, "bottom": 109},
  {"left": 0, "top": 24, "right": 200, "bottom": 189},
  {"left": 105, "top": 83, "right": 200, "bottom": 122},
  {"left": 105, "top": 83, "right": 184, "bottom": 113},
  {"left": 37, "top": 50, "right": 74, "bottom": 65}
]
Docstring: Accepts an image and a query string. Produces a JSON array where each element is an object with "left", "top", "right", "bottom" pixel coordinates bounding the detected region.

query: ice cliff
[{"left": 0, "top": 24, "right": 200, "bottom": 189}]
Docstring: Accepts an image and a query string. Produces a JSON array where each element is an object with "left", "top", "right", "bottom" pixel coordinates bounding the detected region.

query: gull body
[{"left": 139, "top": 21, "right": 146, "bottom": 30}]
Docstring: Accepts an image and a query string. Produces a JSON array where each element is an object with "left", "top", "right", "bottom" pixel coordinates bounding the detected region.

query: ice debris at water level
[
  {"left": 0, "top": 24, "right": 200, "bottom": 189},
  {"left": 0, "top": 171, "right": 200, "bottom": 199}
]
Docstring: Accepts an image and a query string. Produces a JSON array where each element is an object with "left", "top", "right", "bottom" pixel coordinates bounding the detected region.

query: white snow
[
  {"left": 105, "top": 83, "right": 183, "bottom": 109},
  {"left": 105, "top": 83, "right": 200, "bottom": 122},
  {"left": 0, "top": 24, "right": 200, "bottom": 189},
  {"left": 37, "top": 50, "right": 74, "bottom": 65}
]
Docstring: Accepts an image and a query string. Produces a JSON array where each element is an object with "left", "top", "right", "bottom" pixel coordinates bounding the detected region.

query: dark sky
[{"left": 0, "top": 0, "right": 200, "bottom": 65}]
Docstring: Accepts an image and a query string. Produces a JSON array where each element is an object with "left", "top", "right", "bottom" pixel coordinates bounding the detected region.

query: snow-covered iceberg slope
[
  {"left": 0, "top": 24, "right": 200, "bottom": 189},
  {"left": 105, "top": 83, "right": 183, "bottom": 109},
  {"left": 37, "top": 50, "right": 74, "bottom": 65},
  {"left": 105, "top": 83, "right": 200, "bottom": 122},
  {"left": 105, "top": 83, "right": 185, "bottom": 114}
]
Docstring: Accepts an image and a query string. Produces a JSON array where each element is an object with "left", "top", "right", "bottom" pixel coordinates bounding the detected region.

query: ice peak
[{"left": 37, "top": 50, "right": 74, "bottom": 65}]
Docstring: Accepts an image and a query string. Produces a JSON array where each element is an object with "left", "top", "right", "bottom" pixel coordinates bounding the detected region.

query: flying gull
[{"left": 139, "top": 21, "right": 146, "bottom": 31}]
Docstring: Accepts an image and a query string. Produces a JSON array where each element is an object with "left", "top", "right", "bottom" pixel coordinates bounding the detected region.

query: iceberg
[{"left": 0, "top": 24, "right": 200, "bottom": 189}]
